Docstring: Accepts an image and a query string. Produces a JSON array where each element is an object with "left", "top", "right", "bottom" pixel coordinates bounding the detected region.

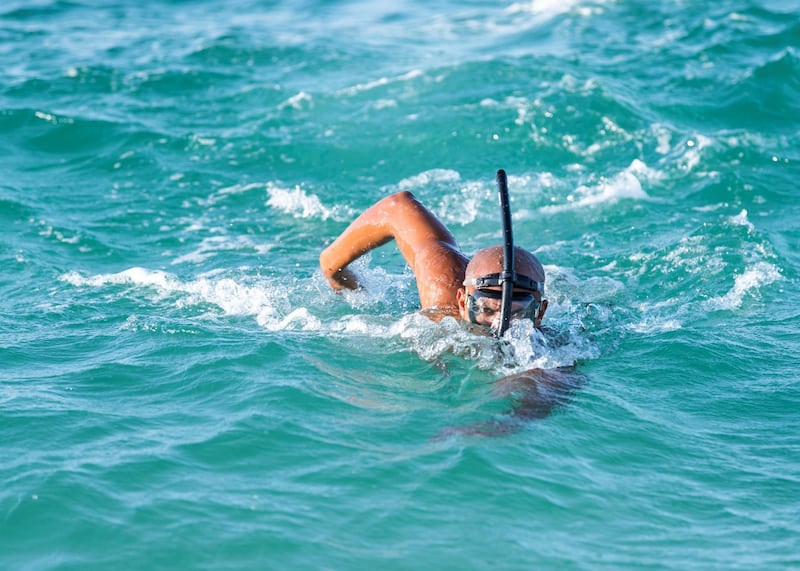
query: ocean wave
[
  {"left": 60, "top": 267, "right": 280, "bottom": 319},
  {"left": 278, "top": 91, "right": 314, "bottom": 112},
  {"left": 171, "top": 235, "right": 274, "bottom": 265},
  {"left": 338, "top": 69, "right": 424, "bottom": 97},
  {"left": 265, "top": 183, "right": 356, "bottom": 221},
  {"left": 540, "top": 159, "right": 654, "bottom": 212},
  {"left": 0, "top": 107, "right": 124, "bottom": 155},
  {"left": 619, "top": 205, "right": 785, "bottom": 329},
  {"left": 396, "top": 169, "right": 461, "bottom": 190},
  {"left": 0, "top": 192, "right": 35, "bottom": 221},
  {"left": 628, "top": 317, "right": 683, "bottom": 334},
  {"left": 703, "top": 261, "right": 783, "bottom": 312},
  {"left": 739, "top": 47, "right": 800, "bottom": 117}
]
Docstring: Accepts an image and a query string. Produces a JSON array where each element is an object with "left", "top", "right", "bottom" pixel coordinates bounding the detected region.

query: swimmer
[
  {"left": 319, "top": 190, "right": 548, "bottom": 334},
  {"left": 320, "top": 183, "right": 583, "bottom": 436}
]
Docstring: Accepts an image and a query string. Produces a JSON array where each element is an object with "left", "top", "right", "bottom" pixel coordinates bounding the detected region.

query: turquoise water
[{"left": 2, "top": 0, "right": 799, "bottom": 569}]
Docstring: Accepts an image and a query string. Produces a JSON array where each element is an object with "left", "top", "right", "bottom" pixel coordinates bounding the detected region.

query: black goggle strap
[{"left": 464, "top": 273, "right": 543, "bottom": 293}]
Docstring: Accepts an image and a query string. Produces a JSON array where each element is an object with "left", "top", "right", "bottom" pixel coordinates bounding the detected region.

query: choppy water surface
[{"left": 2, "top": 0, "right": 799, "bottom": 569}]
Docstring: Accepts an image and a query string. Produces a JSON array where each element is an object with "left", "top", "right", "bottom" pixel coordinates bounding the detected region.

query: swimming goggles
[{"left": 465, "top": 286, "right": 542, "bottom": 328}]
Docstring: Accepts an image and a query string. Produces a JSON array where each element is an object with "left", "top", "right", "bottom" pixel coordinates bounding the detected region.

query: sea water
[{"left": 1, "top": 0, "right": 799, "bottom": 569}]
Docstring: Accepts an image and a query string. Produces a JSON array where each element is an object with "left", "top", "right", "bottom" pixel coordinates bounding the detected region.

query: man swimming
[
  {"left": 319, "top": 184, "right": 581, "bottom": 436},
  {"left": 319, "top": 190, "right": 548, "bottom": 334}
]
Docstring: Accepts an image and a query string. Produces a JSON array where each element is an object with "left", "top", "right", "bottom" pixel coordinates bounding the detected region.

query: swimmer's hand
[
  {"left": 320, "top": 244, "right": 363, "bottom": 291},
  {"left": 323, "top": 266, "right": 361, "bottom": 291}
]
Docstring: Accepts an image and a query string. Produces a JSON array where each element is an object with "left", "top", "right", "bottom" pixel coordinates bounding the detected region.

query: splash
[
  {"left": 729, "top": 209, "right": 755, "bottom": 232},
  {"left": 265, "top": 183, "right": 354, "bottom": 221},
  {"left": 60, "top": 263, "right": 604, "bottom": 376},
  {"left": 61, "top": 267, "right": 177, "bottom": 290},
  {"left": 542, "top": 159, "right": 653, "bottom": 212},
  {"left": 259, "top": 307, "right": 322, "bottom": 332},
  {"left": 703, "top": 262, "right": 782, "bottom": 311},
  {"left": 60, "top": 267, "right": 281, "bottom": 320},
  {"left": 396, "top": 169, "right": 461, "bottom": 190},
  {"left": 389, "top": 305, "right": 600, "bottom": 376}
]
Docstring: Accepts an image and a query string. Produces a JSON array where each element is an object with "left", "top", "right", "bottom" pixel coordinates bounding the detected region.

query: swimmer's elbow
[
  {"left": 319, "top": 247, "right": 338, "bottom": 278},
  {"left": 381, "top": 190, "right": 419, "bottom": 211}
]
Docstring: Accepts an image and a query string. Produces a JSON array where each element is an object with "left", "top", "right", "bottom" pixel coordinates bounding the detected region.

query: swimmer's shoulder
[{"left": 419, "top": 306, "right": 460, "bottom": 322}]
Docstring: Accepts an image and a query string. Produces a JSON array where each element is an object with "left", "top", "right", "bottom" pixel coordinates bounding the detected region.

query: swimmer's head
[{"left": 456, "top": 245, "right": 548, "bottom": 330}]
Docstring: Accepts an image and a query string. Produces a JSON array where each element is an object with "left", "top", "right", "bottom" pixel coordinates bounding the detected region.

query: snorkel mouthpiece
[{"left": 496, "top": 169, "right": 514, "bottom": 337}]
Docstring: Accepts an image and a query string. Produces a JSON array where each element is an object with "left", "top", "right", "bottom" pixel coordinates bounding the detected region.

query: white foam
[
  {"left": 61, "top": 267, "right": 176, "bottom": 289},
  {"left": 730, "top": 209, "right": 755, "bottom": 232},
  {"left": 629, "top": 318, "right": 682, "bottom": 334},
  {"left": 171, "top": 236, "right": 273, "bottom": 265},
  {"left": 339, "top": 69, "right": 423, "bottom": 96},
  {"left": 34, "top": 111, "right": 55, "bottom": 123},
  {"left": 61, "top": 268, "right": 279, "bottom": 317},
  {"left": 542, "top": 160, "right": 652, "bottom": 212},
  {"left": 652, "top": 123, "right": 673, "bottom": 154},
  {"left": 217, "top": 182, "right": 265, "bottom": 196},
  {"left": 335, "top": 314, "right": 383, "bottom": 335},
  {"left": 120, "top": 315, "right": 201, "bottom": 335},
  {"left": 506, "top": 0, "right": 599, "bottom": 18},
  {"left": 599, "top": 168, "right": 650, "bottom": 203},
  {"left": 195, "top": 182, "right": 274, "bottom": 209},
  {"left": 372, "top": 99, "right": 398, "bottom": 110},
  {"left": 38, "top": 224, "right": 81, "bottom": 245},
  {"left": 61, "top": 266, "right": 394, "bottom": 335},
  {"left": 435, "top": 181, "right": 490, "bottom": 226},
  {"left": 692, "top": 202, "right": 729, "bottom": 213},
  {"left": 265, "top": 183, "right": 354, "bottom": 221},
  {"left": 191, "top": 134, "right": 216, "bottom": 147},
  {"left": 679, "top": 134, "right": 713, "bottom": 172},
  {"left": 625, "top": 157, "right": 663, "bottom": 183},
  {"left": 278, "top": 91, "right": 313, "bottom": 111},
  {"left": 396, "top": 169, "right": 461, "bottom": 190},
  {"left": 259, "top": 307, "right": 321, "bottom": 332},
  {"left": 372, "top": 301, "right": 599, "bottom": 375},
  {"left": 703, "top": 262, "right": 782, "bottom": 311},
  {"left": 583, "top": 116, "right": 636, "bottom": 156},
  {"left": 61, "top": 265, "right": 597, "bottom": 375}
]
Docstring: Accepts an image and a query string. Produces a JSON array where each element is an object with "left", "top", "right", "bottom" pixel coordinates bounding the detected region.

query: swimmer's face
[
  {"left": 459, "top": 246, "right": 548, "bottom": 331},
  {"left": 457, "top": 286, "right": 547, "bottom": 330}
]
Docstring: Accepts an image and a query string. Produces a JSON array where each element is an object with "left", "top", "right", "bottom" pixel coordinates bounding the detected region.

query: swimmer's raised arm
[{"left": 319, "top": 191, "right": 468, "bottom": 309}]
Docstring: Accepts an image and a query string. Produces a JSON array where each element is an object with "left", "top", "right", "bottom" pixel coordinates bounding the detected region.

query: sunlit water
[{"left": 2, "top": 0, "right": 799, "bottom": 569}]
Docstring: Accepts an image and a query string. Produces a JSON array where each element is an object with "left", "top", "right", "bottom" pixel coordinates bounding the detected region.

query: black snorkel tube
[{"left": 496, "top": 169, "right": 514, "bottom": 337}]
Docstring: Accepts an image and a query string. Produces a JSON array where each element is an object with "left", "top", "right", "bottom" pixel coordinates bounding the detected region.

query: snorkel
[
  {"left": 463, "top": 170, "right": 544, "bottom": 335},
  {"left": 496, "top": 169, "right": 515, "bottom": 337}
]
